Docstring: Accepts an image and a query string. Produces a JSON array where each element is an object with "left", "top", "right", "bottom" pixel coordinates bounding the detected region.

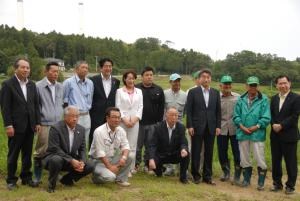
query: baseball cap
[
  {"left": 220, "top": 75, "right": 233, "bottom": 83},
  {"left": 247, "top": 76, "right": 260, "bottom": 85},
  {"left": 169, "top": 73, "right": 181, "bottom": 81}
]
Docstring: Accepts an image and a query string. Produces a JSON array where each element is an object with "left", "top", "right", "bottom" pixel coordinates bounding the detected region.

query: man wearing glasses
[{"left": 233, "top": 76, "right": 271, "bottom": 191}]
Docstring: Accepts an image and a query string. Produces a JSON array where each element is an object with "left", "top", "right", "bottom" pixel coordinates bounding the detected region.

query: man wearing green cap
[
  {"left": 217, "top": 75, "right": 241, "bottom": 184},
  {"left": 233, "top": 76, "right": 271, "bottom": 190}
]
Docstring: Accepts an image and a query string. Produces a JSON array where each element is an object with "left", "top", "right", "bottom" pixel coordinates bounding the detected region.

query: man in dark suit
[
  {"left": 43, "top": 106, "right": 94, "bottom": 193},
  {"left": 270, "top": 75, "right": 300, "bottom": 194},
  {"left": 149, "top": 107, "right": 189, "bottom": 184},
  {"left": 0, "top": 58, "right": 41, "bottom": 190},
  {"left": 186, "top": 69, "right": 221, "bottom": 185},
  {"left": 89, "top": 58, "right": 120, "bottom": 147}
]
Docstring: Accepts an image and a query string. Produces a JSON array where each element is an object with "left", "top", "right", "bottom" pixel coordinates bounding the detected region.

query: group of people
[{"left": 0, "top": 57, "right": 299, "bottom": 195}]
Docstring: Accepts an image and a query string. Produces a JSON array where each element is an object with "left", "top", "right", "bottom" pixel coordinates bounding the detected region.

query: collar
[
  {"left": 279, "top": 91, "right": 290, "bottom": 98},
  {"left": 46, "top": 77, "right": 56, "bottom": 86},
  {"left": 15, "top": 74, "right": 28, "bottom": 84},
  {"left": 106, "top": 123, "right": 119, "bottom": 135},
  {"left": 66, "top": 125, "right": 75, "bottom": 133},
  {"left": 220, "top": 92, "right": 233, "bottom": 97},
  {"left": 166, "top": 122, "right": 176, "bottom": 130},
  {"left": 75, "top": 74, "right": 86, "bottom": 83},
  {"left": 122, "top": 86, "right": 135, "bottom": 94},
  {"left": 201, "top": 85, "right": 210, "bottom": 92},
  {"left": 101, "top": 73, "right": 111, "bottom": 81}
]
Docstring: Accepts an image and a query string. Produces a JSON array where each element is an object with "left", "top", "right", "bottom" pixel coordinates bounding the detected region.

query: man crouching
[
  {"left": 89, "top": 107, "right": 132, "bottom": 187},
  {"left": 149, "top": 107, "right": 190, "bottom": 184}
]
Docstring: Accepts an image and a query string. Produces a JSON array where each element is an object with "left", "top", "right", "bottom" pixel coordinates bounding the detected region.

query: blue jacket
[{"left": 233, "top": 92, "right": 271, "bottom": 142}]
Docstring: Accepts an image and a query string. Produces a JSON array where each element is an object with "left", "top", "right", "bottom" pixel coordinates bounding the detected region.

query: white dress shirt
[
  {"left": 15, "top": 74, "right": 28, "bottom": 101},
  {"left": 201, "top": 86, "right": 210, "bottom": 107},
  {"left": 67, "top": 126, "right": 75, "bottom": 151},
  {"left": 101, "top": 73, "right": 112, "bottom": 98}
]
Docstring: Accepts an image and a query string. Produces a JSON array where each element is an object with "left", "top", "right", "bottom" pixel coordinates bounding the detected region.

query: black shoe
[
  {"left": 60, "top": 176, "right": 74, "bottom": 186},
  {"left": 193, "top": 178, "right": 201, "bottom": 184},
  {"left": 7, "top": 183, "right": 17, "bottom": 191},
  {"left": 270, "top": 185, "right": 283, "bottom": 192},
  {"left": 285, "top": 187, "right": 295, "bottom": 195},
  {"left": 47, "top": 186, "right": 55, "bottom": 193},
  {"left": 180, "top": 178, "right": 189, "bottom": 184},
  {"left": 203, "top": 179, "right": 216, "bottom": 186},
  {"left": 22, "top": 180, "right": 39, "bottom": 187}
]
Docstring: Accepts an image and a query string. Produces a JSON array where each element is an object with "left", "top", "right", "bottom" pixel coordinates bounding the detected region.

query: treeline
[{"left": 0, "top": 25, "right": 300, "bottom": 84}]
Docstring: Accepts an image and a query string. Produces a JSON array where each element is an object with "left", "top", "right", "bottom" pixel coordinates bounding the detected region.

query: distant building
[{"left": 44, "top": 58, "right": 66, "bottom": 71}]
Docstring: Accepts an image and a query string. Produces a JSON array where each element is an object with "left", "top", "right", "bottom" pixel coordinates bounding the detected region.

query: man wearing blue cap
[
  {"left": 233, "top": 76, "right": 271, "bottom": 190},
  {"left": 218, "top": 75, "right": 241, "bottom": 184},
  {"left": 163, "top": 73, "right": 187, "bottom": 176}
]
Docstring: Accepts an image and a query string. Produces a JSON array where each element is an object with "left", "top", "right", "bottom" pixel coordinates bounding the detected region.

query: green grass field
[{"left": 0, "top": 75, "right": 299, "bottom": 201}]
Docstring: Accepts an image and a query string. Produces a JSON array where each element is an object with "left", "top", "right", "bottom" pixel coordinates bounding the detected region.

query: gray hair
[
  {"left": 64, "top": 105, "right": 80, "bottom": 116},
  {"left": 166, "top": 106, "right": 178, "bottom": 113},
  {"left": 75, "top": 60, "right": 88, "bottom": 69}
]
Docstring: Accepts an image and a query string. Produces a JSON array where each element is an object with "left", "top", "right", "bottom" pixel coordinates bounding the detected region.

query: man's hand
[
  {"left": 188, "top": 128, "right": 194, "bottom": 136},
  {"left": 118, "top": 157, "right": 126, "bottom": 167},
  {"left": 240, "top": 124, "right": 252, "bottom": 135},
  {"left": 122, "top": 117, "right": 133, "bottom": 128},
  {"left": 149, "top": 159, "right": 156, "bottom": 170},
  {"left": 6, "top": 127, "right": 14, "bottom": 137},
  {"left": 70, "top": 159, "right": 82, "bottom": 170},
  {"left": 272, "top": 124, "right": 282, "bottom": 133},
  {"left": 181, "top": 149, "right": 188, "bottom": 158},
  {"left": 215, "top": 128, "right": 221, "bottom": 136},
  {"left": 108, "top": 165, "right": 119, "bottom": 174},
  {"left": 74, "top": 161, "right": 85, "bottom": 172},
  {"left": 35, "top": 125, "right": 41, "bottom": 133}
]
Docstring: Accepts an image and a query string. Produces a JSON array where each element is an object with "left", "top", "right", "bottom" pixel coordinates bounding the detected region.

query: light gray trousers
[
  {"left": 92, "top": 154, "right": 133, "bottom": 184},
  {"left": 239, "top": 140, "right": 267, "bottom": 170}
]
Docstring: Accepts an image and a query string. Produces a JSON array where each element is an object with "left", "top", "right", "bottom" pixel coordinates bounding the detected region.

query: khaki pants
[
  {"left": 34, "top": 125, "right": 51, "bottom": 158},
  {"left": 239, "top": 140, "right": 267, "bottom": 169}
]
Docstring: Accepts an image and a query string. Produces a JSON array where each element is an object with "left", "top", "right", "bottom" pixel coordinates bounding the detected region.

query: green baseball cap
[
  {"left": 220, "top": 75, "right": 233, "bottom": 83},
  {"left": 192, "top": 71, "right": 200, "bottom": 79},
  {"left": 247, "top": 76, "right": 260, "bottom": 85}
]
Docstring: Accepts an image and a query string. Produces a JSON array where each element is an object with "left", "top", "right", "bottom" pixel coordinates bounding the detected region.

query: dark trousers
[
  {"left": 271, "top": 138, "right": 298, "bottom": 190},
  {"left": 153, "top": 153, "right": 190, "bottom": 180},
  {"left": 44, "top": 155, "right": 94, "bottom": 189},
  {"left": 136, "top": 124, "right": 155, "bottom": 167},
  {"left": 7, "top": 124, "right": 34, "bottom": 184},
  {"left": 217, "top": 134, "right": 240, "bottom": 166},
  {"left": 191, "top": 127, "right": 215, "bottom": 181}
]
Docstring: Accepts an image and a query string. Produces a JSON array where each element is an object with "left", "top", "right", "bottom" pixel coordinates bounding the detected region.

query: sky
[{"left": 0, "top": 0, "right": 300, "bottom": 61}]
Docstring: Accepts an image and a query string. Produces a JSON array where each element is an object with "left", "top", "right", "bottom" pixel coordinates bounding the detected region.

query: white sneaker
[
  {"left": 116, "top": 181, "right": 131, "bottom": 187},
  {"left": 128, "top": 172, "right": 132, "bottom": 178},
  {"left": 131, "top": 169, "right": 137, "bottom": 174}
]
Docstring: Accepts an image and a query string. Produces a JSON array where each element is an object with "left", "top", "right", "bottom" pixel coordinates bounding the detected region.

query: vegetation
[
  {"left": 0, "top": 76, "right": 299, "bottom": 200},
  {"left": 1, "top": 25, "right": 300, "bottom": 84}
]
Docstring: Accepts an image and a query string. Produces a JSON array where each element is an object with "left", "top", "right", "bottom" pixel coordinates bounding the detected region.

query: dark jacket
[
  {"left": 136, "top": 83, "right": 165, "bottom": 125},
  {"left": 149, "top": 121, "right": 188, "bottom": 159},
  {"left": 270, "top": 91, "right": 300, "bottom": 142},
  {"left": 186, "top": 86, "right": 221, "bottom": 135},
  {"left": 89, "top": 75, "right": 120, "bottom": 131},
  {"left": 0, "top": 76, "right": 40, "bottom": 133},
  {"left": 43, "top": 120, "right": 86, "bottom": 163}
]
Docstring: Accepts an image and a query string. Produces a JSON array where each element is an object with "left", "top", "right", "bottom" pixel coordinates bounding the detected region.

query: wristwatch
[{"left": 121, "top": 155, "right": 127, "bottom": 161}]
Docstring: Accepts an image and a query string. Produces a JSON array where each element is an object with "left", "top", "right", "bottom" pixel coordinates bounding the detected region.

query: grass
[{"left": 0, "top": 74, "right": 299, "bottom": 200}]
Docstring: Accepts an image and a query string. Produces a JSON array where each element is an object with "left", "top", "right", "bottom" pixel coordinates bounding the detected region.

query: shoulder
[
  {"left": 152, "top": 83, "right": 164, "bottom": 92},
  {"left": 112, "top": 77, "right": 120, "bottom": 83},
  {"left": 231, "top": 92, "right": 240, "bottom": 97},
  {"left": 135, "top": 87, "right": 143, "bottom": 94},
  {"left": 176, "top": 122, "right": 186, "bottom": 130}
]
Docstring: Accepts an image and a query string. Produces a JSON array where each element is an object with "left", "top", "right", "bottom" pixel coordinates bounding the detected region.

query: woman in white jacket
[{"left": 116, "top": 70, "right": 143, "bottom": 175}]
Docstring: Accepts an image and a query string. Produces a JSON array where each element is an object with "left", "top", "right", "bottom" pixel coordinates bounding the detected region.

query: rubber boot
[
  {"left": 33, "top": 157, "right": 42, "bottom": 183},
  {"left": 232, "top": 165, "right": 242, "bottom": 185},
  {"left": 257, "top": 167, "right": 267, "bottom": 191},
  {"left": 240, "top": 167, "right": 252, "bottom": 187},
  {"left": 220, "top": 163, "right": 230, "bottom": 182}
]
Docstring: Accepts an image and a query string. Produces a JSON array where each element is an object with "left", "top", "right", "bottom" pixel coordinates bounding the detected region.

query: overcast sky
[{"left": 0, "top": 0, "right": 299, "bottom": 61}]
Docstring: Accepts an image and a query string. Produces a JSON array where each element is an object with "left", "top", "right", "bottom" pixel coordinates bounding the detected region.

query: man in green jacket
[{"left": 233, "top": 76, "right": 271, "bottom": 191}]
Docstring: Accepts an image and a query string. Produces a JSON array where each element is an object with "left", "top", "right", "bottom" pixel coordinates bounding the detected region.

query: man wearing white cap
[{"left": 163, "top": 73, "right": 187, "bottom": 176}]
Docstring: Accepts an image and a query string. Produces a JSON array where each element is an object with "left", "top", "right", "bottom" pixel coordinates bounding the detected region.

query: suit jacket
[
  {"left": 0, "top": 76, "right": 40, "bottom": 133},
  {"left": 186, "top": 86, "right": 221, "bottom": 135},
  {"left": 116, "top": 87, "right": 143, "bottom": 120},
  {"left": 270, "top": 91, "right": 300, "bottom": 142},
  {"left": 43, "top": 120, "right": 86, "bottom": 163},
  {"left": 89, "top": 75, "right": 120, "bottom": 130},
  {"left": 149, "top": 121, "right": 188, "bottom": 159}
]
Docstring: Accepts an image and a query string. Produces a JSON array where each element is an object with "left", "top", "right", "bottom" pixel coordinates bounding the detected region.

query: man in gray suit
[
  {"left": 186, "top": 69, "right": 221, "bottom": 185},
  {"left": 43, "top": 106, "right": 94, "bottom": 193}
]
